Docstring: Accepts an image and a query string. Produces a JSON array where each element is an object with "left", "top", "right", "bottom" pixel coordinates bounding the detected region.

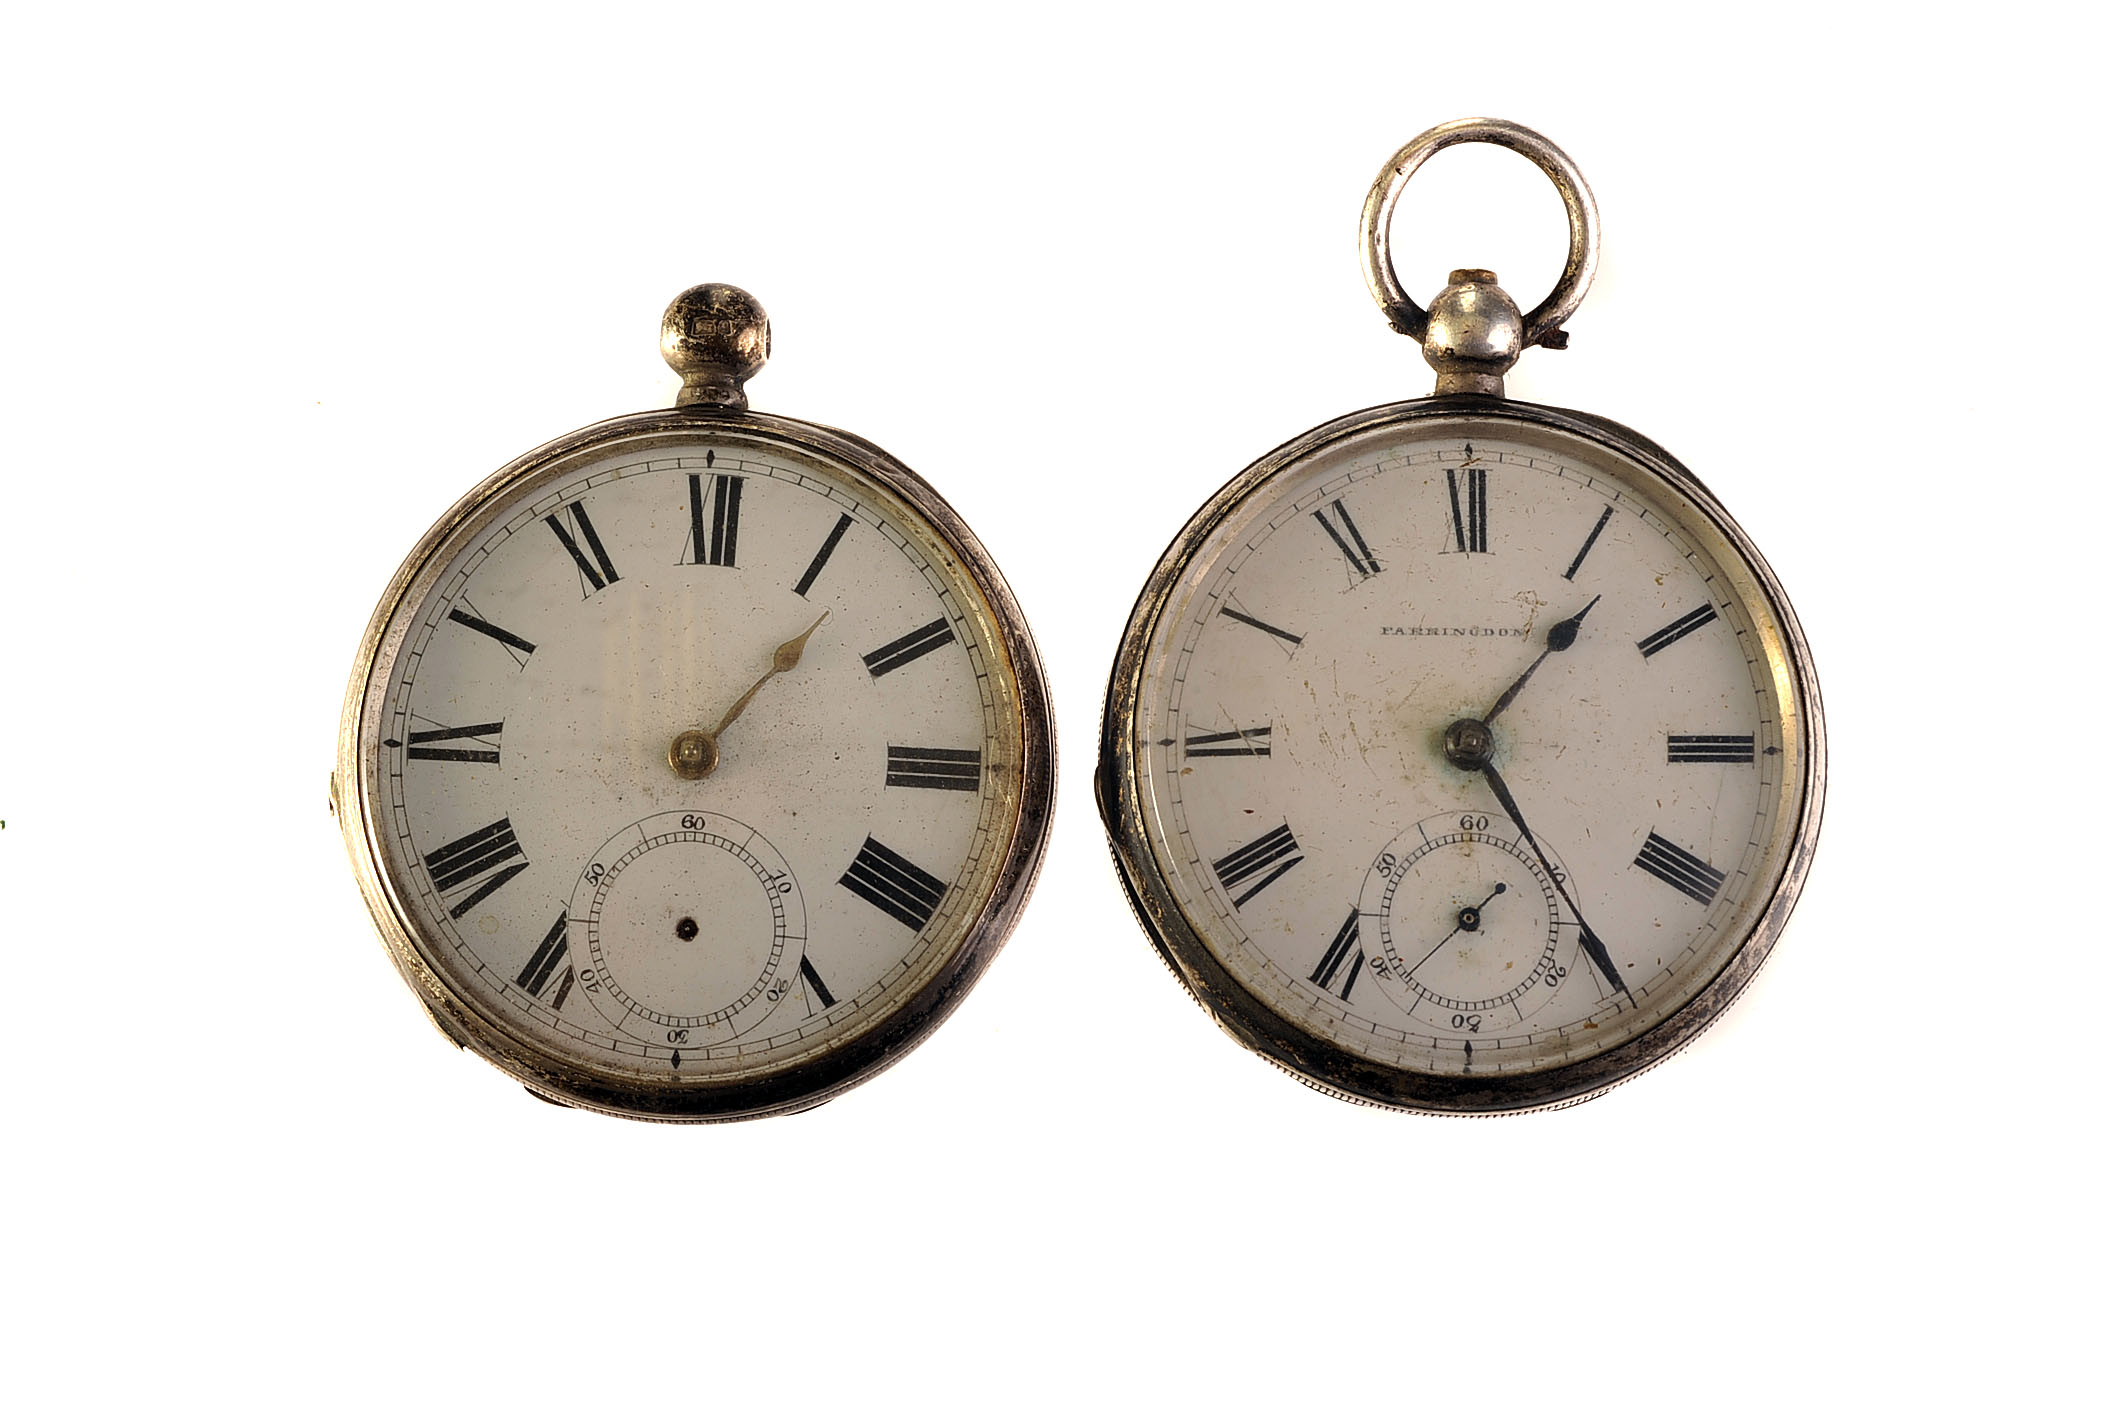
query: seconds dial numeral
[
  {"left": 546, "top": 500, "right": 622, "bottom": 594},
  {"left": 423, "top": 817, "right": 529, "bottom": 919},
  {"left": 1211, "top": 822, "right": 1304, "bottom": 908},
  {"left": 839, "top": 836, "right": 949, "bottom": 931}
]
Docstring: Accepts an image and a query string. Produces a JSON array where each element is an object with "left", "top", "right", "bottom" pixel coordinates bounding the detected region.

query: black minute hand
[
  {"left": 1478, "top": 762, "right": 1635, "bottom": 1004},
  {"left": 1483, "top": 595, "right": 1600, "bottom": 725}
]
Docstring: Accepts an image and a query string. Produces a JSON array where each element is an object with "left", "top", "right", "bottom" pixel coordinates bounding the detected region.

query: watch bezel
[
  {"left": 1096, "top": 394, "right": 1825, "bottom": 1114},
  {"left": 337, "top": 405, "right": 1055, "bottom": 1121}
]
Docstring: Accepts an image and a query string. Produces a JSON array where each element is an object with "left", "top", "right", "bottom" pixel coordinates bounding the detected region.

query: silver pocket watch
[
  {"left": 1096, "top": 119, "right": 1825, "bottom": 1112},
  {"left": 336, "top": 285, "right": 1054, "bottom": 1121}
]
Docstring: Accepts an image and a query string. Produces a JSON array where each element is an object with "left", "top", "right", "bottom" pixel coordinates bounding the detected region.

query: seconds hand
[{"left": 1410, "top": 882, "right": 1508, "bottom": 972}]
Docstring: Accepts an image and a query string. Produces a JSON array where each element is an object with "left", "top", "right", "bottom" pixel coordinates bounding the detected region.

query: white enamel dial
[
  {"left": 1111, "top": 407, "right": 1815, "bottom": 1108},
  {"left": 345, "top": 418, "right": 1037, "bottom": 1116}
]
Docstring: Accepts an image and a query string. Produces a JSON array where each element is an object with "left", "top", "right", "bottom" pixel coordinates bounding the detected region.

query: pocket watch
[
  {"left": 334, "top": 284, "right": 1054, "bottom": 1121},
  {"left": 1096, "top": 119, "right": 1824, "bottom": 1113}
]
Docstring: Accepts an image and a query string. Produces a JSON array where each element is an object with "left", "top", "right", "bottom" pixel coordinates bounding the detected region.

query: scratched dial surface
[
  {"left": 352, "top": 424, "right": 1025, "bottom": 1101},
  {"left": 1124, "top": 411, "right": 1810, "bottom": 1093}
]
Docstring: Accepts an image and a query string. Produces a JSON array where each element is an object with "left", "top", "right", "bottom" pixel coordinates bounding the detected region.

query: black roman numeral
[
  {"left": 1564, "top": 506, "right": 1612, "bottom": 581},
  {"left": 423, "top": 817, "right": 528, "bottom": 919},
  {"left": 1184, "top": 726, "right": 1271, "bottom": 758},
  {"left": 794, "top": 513, "right": 854, "bottom": 598},
  {"left": 405, "top": 721, "right": 503, "bottom": 764},
  {"left": 1218, "top": 605, "right": 1303, "bottom": 647},
  {"left": 798, "top": 956, "right": 836, "bottom": 1010},
  {"left": 1447, "top": 467, "right": 1489, "bottom": 553},
  {"left": 1667, "top": 734, "right": 1754, "bottom": 764},
  {"left": 515, "top": 911, "right": 574, "bottom": 1007},
  {"left": 1637, "top": 603, "right": 1718, "bottom": 657},
  {"left": 1211, "top": 822, "right": 1304, "bottom": 908},
  {"left": 886, "top": 745, "right": 982, "bottom": 791},
  {"left": 447, "top": 607, "right": 536, "bottom": 664},
  {"left": 839, "top": 836, "right": 949, "bottom": 931},
  {"left": 1310, "top": 908, "right": 1364, "bottom": 1000},
  {"left": 1632, "top": 831, "right": 1728, "bottom": 906},
  {"left": 1312, "top": 499, "right": 1382, "bottom": 577},
  {"left": 546, "top": 500, "right": 621, "bottom": 593},
  {"left": 863, "top": 618, "right": 955, "bottom": 677},
  {"left": 686, "top": 473, "right": 743, "bottom": 566}
]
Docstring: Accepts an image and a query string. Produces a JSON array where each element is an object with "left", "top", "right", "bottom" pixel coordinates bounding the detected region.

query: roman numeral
[
  {"left": 447, "top": 607, "right": 536, "bottom": 663},
  {"left": 1310, "top": 908, "right": 1364, "bottom": 1000},
  {"left": 839, "top": 835, "right": 949, "bottom": 931},
  {"left": 1667, "top": 734, "right": 1755, "bottom": 764},
  {"left": 863, "top": 618, "right": 955, "bottom": 677},
  {"left": 686, "top": 472, "right": 743, "bottom": 566},
  {"left": 515, "top": 911, "right": 574, "bottom": 1008},
  {"left": 1637, "top": 603, "right": 1718, "bottom": 658},
  {"left": 886, "top": 745, "right": 982, "bottom": 791},
  {"left": 1632, "top": 830, "right": 1728, "bottom": 906},
  {"left": 1218, "top": 605, "right": 1303, "bottom": 647},
  {"left": 422, "top": 817, "right": 528, "bottom": 919},
  {"left": 1564, "top": 506, "right": 1612, "bottom": 581},
  {"left": 1312, "top": 499, "right": 1382, "bottom": 577},
  {"left": 794, "top": 512, "right": 854, "bottom": 598},
  {"left": 1447, "top": 467, "right": 1488, "bottom": 553},
  {"left": 405, "top": 721, "right": 503, "bottom": 764},
  {"left": 1211, "top": 822, "right": 1304, "bottom": 908},
  {"left": 1184, "top": 725, "right": 1271, "bottom": 758},
  {"left": 798, "top": 956, "right": 836, "bottom": 1010},
  {"left": 545, "top": 500, "right": 621, "bottom": 593}
]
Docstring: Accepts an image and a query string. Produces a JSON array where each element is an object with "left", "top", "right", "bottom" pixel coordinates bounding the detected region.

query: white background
[{"left": 3, "top": 4, "right": 2116, "bottom": 1411}]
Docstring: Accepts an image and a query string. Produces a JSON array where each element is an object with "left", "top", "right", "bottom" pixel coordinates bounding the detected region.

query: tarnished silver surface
[
  {"left": 1359, "top": 117, "right": 1599, "bottom": 393},
  {"left": 661, "top": 283, "right": 770, "bottom": 409},
  {"left": 336, "top": 289, "right": 1056, "bottom": 1122}
]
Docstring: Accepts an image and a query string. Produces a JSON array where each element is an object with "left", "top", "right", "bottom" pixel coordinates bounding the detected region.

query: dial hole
[{"left": 675, "top": 917, "right": 700, "bottom": 942}]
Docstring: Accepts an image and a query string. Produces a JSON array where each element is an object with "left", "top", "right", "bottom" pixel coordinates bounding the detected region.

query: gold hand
[
  {"left": 670, "top": 611, "right": 830, "bottom": 780},
  {"left": 710, "top": 610, "right": 830, "bottom": 737}
]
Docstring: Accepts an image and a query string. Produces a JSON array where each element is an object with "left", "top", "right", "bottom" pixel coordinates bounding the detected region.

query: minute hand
[{"left": 1478, "top": 762, "right": 1635, "bottom": 1004}]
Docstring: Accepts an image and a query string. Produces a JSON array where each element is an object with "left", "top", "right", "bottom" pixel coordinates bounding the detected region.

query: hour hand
[
  {"left": 1483, "top": 594, "right": 1600, "bottom": 725},
  {"left": 669, "top": 610, "right": 829, "bottom": 780}
]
